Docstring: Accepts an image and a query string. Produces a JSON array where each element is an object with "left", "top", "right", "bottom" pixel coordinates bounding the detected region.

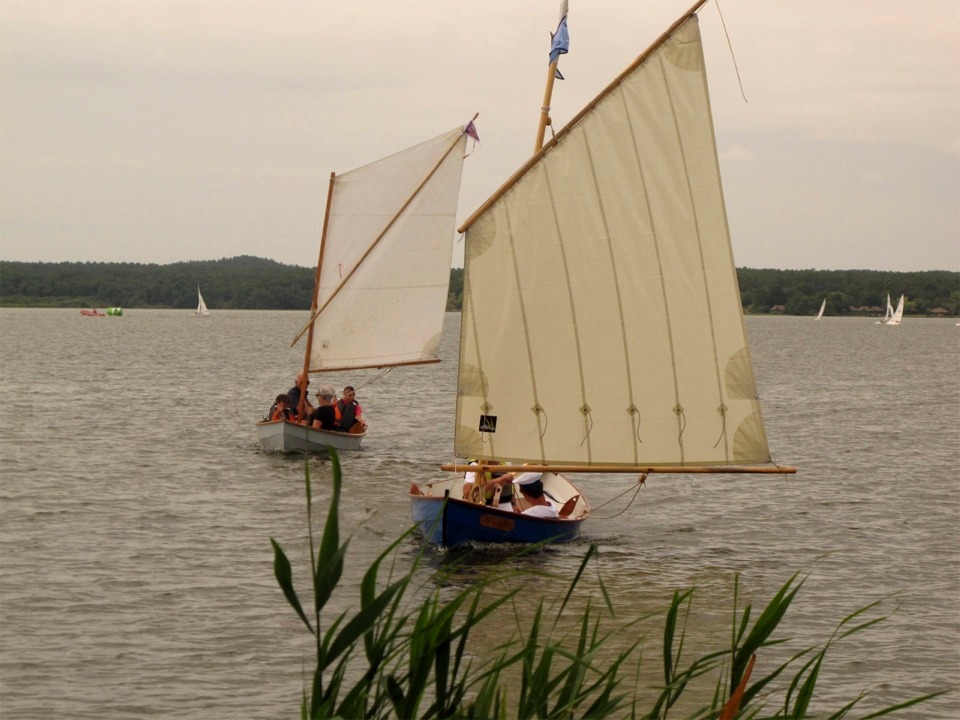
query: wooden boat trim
[
  {"left": 440, "top": 463, "right": 796, "bottom": 474},
  {"left": 308, "top": 358, "right": 441, "bottom": 374}
]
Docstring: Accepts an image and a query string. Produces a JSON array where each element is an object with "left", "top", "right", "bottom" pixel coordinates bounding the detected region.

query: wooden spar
[
  {"left": 308, "top": 358, "right": 440, "bottom": 374},
  {"left": 458, "top": 0, "right": 711, "bottom": 234},
  {"left": 291, "top": 116, "right": 479, "bottom": 348},
  {"left": 440, "top": 463, "right": 796, "bottom": 474},
  {"left": 534, "top": 59, "right": 560, "bottom": 152},
  {"left": 296, "top": 170, "right": 336, "bottom": 419}
]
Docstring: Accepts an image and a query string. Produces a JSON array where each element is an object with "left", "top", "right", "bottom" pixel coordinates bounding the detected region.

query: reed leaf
[
  {"left": 271, "top": 460, "right": 944, "bottom": 720},
  {"left": 270, "top": 537, "right": 313, "bottom": 635}
]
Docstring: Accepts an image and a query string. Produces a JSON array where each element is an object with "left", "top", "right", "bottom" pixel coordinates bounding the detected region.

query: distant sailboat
[
  {"left": 195, "top": 287, "right": 210, "bottom": 317},
  {"left": 876, "top": 293, "right": 904, "bottom": 325},
  {"left": 887, "top": 294, "right": 905, "bottom": 325},
  {"left": 815, "top": 299, "right": 826, "bottom": 320},
  {"left": 876, "top": 294, "right": 894, "bottom": 324}
]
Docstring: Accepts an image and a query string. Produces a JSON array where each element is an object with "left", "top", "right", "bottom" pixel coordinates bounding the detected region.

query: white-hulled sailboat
[
  {"left": 816, "top": 299, "right": 826, "bottom": 320},
  {"left": 195, "top": 287, "right": 210, "bottom": 317},
  {"left": 876, "top": 294, "right": 893, "bottom": 324},
  {"left": 257, "top": 122, "right": 476, "bottom": 454},
  {"left": 410, "top": 0, "right": 795, "bottom": 548},
  {"left": 887, "top": 294, "right": 905, "bottom": 325}
]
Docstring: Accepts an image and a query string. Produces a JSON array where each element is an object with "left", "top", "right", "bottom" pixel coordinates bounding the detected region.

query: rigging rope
[
  {"left": 354, "top": 366, "right": 394, "bottom": 391},
  {"left": 714, "top": 0, "right": 749, "bottom": 103},
  {"left": 588, "top": 473, "right": 647, "bottom": 520}
]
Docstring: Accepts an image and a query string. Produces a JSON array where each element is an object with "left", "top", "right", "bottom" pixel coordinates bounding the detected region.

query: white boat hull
[{"left": 255, "top": 420, "right": 364, "bottom": 453}]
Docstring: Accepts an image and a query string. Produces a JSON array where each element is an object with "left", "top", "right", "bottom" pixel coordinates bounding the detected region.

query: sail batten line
[
  {"left": 543, "top": 160, "right": 593, "bottom": 463},
  {"left": 659, "top": 48, "right": 730, "bottom": 463},
  {"left": 292, "top": 131, "right": 468, "bottom": 348},
  {"left": 504, "top": 201, "right": 547, "bottom": 462},
  {"left": 579, "top": 125, "right": 636, "bottom": 461},
  {"left": 458, "top": 1, "right": 711, "bottom": 235}
]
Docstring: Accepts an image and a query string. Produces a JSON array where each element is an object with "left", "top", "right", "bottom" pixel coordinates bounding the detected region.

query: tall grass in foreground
[{"left": 271, "top": 454, "right": 944, "bottom": 719}]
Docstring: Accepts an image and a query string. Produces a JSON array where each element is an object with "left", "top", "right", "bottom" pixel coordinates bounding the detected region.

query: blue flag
[{"left": 549, "top": 15, "right": 569, "bottom": 66}]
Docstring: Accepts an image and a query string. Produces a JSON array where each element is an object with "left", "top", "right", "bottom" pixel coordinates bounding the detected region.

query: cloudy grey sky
[{"left": 1, "top": 0, "right": 957, "bottom": 271}]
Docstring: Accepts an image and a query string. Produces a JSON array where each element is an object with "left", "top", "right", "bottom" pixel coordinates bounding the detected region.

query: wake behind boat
[
  {"left": 256, "top": 121, "right": 475, "bottom": 453},
  {"left": 410, "top": 0, "right": 795, "bottom": 548}
]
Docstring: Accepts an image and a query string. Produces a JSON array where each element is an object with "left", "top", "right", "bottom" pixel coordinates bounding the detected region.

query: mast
[
  {"left": 297, "top": 171, "right": 336, "bottom": 420},
  {"left": 534, "top": 0, "right": 568, "bottom": 153}
]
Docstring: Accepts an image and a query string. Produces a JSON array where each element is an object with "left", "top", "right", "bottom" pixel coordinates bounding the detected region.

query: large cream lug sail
[
  {"left": 455, "top": 16, "right": 770, "bottom": 467},
  {"left": 309, "top": 127, "right": 469, "bottom": 372}
]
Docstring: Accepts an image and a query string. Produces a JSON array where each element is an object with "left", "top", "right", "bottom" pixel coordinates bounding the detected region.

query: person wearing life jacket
[
  {"left": 462, "top": 460, "right": 515, "bottom": 511},
  {"left": 334, "top": 385, "right": 367, "bottom": 433},
  {"left": 308, "top": 385, "right": 338, "bottom": 431},
  {"left": 268, "top": 394, "right": 295, "bottom": 422}
]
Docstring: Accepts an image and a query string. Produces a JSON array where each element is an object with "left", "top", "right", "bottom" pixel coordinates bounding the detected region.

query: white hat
[{"left": 512, "top": 472, "right": 543, "bottom": 486}]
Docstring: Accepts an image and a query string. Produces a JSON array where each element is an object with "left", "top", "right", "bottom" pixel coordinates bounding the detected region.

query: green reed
[{"left": 270, "top": 453, "right": 945, "bottom": 719}]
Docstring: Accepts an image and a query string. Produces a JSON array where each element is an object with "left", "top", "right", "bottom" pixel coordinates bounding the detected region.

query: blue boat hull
[{"left": 410, "top": 491, "right": 584, "bottom": 548}]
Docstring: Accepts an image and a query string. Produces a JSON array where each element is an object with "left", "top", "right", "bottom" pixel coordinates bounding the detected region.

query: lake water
[{"left": 1, "top": 309, "right": 957, "bottom": 718}]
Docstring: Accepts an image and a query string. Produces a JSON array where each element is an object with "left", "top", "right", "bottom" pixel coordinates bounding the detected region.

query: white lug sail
[
  {"left": 308, "top": 127, "right": 469, "bottom": 371},
  {"left": 455, "top": 16, "right": 769, "bottom": 468}
]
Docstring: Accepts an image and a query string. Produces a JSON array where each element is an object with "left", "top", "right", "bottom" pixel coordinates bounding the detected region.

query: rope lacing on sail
[
  {"left": 713, "top": 403, "right": 728, "bottom": 449},
  {"left": 628, "top": 404, "right": 643, "bottom": 445},
  {"left": 533, "top": 403, "right": 548, "bottom": 440},
  {"left": 579, "top": 404, "right": 593, "bottom": 447}
]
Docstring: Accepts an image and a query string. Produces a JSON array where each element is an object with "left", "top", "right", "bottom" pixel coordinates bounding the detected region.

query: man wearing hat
[{"left": 512, "top": 472, "right": 560, "bottom": 519}]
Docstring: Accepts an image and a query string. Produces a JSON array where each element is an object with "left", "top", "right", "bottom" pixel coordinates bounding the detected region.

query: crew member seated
[
  {"left": 512, "top": 472, "right": 560, "bottom": 519},
  {"left": 462, "top": 461, "right": 515, "bottom": 511}
]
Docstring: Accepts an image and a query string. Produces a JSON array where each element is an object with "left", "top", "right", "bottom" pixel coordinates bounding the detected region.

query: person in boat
[
  {"left": 268, "top": 394, "right": 295, "bottom": 422},
  {"left": 462, "top": 461, "right": 516, "bottom": 511},
  {"left": 512, "top": 473, "right": 560, "bottom": 519},
  {"left": 286, "top": 371, "right": 314, "bottom": 422},
  {"left": 308, "top": 385, "right": 339, "bottom": 431},
  {"left": 334, "top": 385, "right": 366, "bottom": 433}
]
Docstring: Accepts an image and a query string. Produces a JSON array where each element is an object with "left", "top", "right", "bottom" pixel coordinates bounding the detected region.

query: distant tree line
[{"left": 1, "top": 257, "right": 957, "bottom": 316}]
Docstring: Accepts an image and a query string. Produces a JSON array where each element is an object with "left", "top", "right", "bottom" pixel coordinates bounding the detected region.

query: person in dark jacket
[
  {"left": 286, "top": 371, "right": 313, "bottom": 422},
  {"left": 309, "top": 385, "right": 338, "bottom": 431}
]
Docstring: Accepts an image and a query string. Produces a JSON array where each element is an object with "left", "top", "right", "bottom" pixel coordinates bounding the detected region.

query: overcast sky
[{"left": 1, "top": 0, "right": 957, "bottom": 271}]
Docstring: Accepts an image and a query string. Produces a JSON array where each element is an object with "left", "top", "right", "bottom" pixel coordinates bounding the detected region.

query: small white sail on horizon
[
  {"left": 876, "top": 294, "right": 893, "bottom": 324},
  {"left": 816, "top": 299, "right": 826, "bottom": 320},
  {"left": 195, "top": 287, "right": 210, "bottom": 316},
  {"left": 887, "top": 294, "right": 905, "bottom": 325}
]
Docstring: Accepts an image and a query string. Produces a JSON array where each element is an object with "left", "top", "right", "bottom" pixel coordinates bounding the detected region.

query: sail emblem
[{"left": 478, "top": 415, "right": 498, "bottom": 433}]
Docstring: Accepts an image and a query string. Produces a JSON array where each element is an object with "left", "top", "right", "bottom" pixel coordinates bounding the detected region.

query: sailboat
[
  {"left": 876, "top": 294, "right": 894, "bottom": 324},
  {"left": 887, "top": 294, "right": 905, "bottom": 325},
  {"left": 410, "top": 0, "right": 795, "bottom": 547},
  {"left": 816, "top": 299, "right": 826, "bottom": 320},
  {"left": 195, "top": 287, "right": 210, "bottom": 317},
  {"left": 256, "top": 122, "right": 475, "bottom": 453}
]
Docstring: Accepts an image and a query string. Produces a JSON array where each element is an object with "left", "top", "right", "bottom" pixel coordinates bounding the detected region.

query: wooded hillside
[{"left": 1, "top": 257, "right": 957, "bottom": 316}]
